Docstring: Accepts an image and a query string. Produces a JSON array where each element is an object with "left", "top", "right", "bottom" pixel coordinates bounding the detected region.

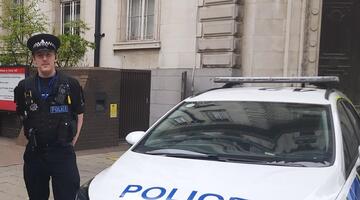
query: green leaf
[{"left": 0, "top": 0, "right": 93, "bottom": 67}]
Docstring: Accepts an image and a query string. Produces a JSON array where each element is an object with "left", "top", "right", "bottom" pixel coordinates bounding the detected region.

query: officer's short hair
[{"left": 27, "top": 33, "right": 61, "bottom": 54}]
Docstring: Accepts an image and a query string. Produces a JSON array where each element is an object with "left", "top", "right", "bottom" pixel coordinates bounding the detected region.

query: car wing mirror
[{"left": 125, "top": 131, "right": 146, "bottom": 145}]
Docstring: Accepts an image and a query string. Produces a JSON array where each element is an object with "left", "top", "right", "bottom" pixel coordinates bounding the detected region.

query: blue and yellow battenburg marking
[
  {"left": 50, "top": 105, "right": 69, "bottom": 113},
  {"left": 347, "top": 175, "right": 360, "bottom": 200}
]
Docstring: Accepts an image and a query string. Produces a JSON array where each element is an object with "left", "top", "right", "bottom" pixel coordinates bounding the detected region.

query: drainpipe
[
  {"left": 297, "top": 0, "right": 307, "bottom": 77},
  {"left": 283, "top": 0, "right": 293, "bottom": 77},
  {"left": 94, "top": 0, "right": 105, "bottom": 67}
]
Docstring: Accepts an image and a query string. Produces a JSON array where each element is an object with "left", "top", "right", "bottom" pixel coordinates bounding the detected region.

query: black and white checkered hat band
[{"left": 32, "top": 39, "right": 56, "bottom": 50}]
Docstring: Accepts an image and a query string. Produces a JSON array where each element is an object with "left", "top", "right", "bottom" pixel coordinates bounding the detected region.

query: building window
[
  {"left": 12, "top": 0, "right": 24, "bottom": 32},
  {"left": 114, "top": 0, "right": 160, "bottom": 50},
  {"left": 127, "top": 0, "right": 155, "bottom": 41},
  {"left": 60, "top": 0, "right": 80, "bottom": 34}
]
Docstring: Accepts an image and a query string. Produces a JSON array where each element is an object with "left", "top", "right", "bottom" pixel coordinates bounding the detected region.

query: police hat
[{"left": 27, "top": 33, "right": 61, "bottom": 53}]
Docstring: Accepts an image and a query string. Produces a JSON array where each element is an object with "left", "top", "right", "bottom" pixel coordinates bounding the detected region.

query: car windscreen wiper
[
  {"left": 145, "top": 149, "right": 270, "bottom": 163},
  {"left": 145, "top": 149, "right": 208, "bottom": 156},
  {"left": 145, "top": 149, "right": 314, "bottom": 166}
]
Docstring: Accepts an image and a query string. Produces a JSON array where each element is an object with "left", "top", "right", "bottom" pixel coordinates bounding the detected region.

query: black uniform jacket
[{"left": 14, "top": 71, "right": 85, "bottom": 117}]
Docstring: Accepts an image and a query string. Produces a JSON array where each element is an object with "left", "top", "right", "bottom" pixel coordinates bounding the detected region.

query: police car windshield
[{"left": 133, "top": 101, "right": 334, "bottom": 167}]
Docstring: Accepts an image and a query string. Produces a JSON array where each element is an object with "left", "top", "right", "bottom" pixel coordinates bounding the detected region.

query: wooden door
[{"left": 319, "top": 0, "right": 360, "bottom": 106}]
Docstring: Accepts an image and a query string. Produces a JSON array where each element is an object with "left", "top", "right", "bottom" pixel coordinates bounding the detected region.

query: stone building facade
[{"left": 3, "top": 0, "right": 360, "bottom": 125}]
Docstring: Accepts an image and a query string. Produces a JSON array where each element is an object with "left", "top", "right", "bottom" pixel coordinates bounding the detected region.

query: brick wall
[
  {"left": 0, "top": 112, "right": 21, "bottom": 138},
  {"left": 61, "top": 68, "right": 121, "bottom": 150}
]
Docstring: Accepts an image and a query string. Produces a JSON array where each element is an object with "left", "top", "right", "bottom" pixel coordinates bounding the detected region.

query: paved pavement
[{"left": 0, "top": 137, "right": 130, "bottom": 200}]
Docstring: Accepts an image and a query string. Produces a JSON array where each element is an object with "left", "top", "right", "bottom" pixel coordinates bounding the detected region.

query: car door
[{"left": 337, "top": 99, "right": 360, "bottom": 200}]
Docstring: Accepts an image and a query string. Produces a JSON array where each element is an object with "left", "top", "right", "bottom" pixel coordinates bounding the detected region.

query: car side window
[
  {"left": 341, "top": 100, "right": 360, "bottom": 143},
  {"left": 337, "top": 100, "right": 359, "bottom": 177}
]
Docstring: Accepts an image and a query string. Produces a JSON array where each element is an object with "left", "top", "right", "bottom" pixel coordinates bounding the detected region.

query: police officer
[{"left": 14, "top": 33, "right": 85, "bottom": 200}]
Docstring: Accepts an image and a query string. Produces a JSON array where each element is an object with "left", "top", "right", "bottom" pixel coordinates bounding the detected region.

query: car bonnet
[{"left": 88, "top": 150, "right": 342, "bottom": 200}]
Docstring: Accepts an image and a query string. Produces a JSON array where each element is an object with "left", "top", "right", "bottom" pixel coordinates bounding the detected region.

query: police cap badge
[{"left": 27, "top": 33, "right": 61, "bottom": 54}]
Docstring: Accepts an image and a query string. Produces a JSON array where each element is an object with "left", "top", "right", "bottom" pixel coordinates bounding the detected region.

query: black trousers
[{"left": 23, "top": 144, "right": 80, "bottom": 200}]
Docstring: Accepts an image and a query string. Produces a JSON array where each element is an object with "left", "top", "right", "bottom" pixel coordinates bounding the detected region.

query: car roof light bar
[{"left": 214, "top": 76, "right": 339, "bottom": 84}]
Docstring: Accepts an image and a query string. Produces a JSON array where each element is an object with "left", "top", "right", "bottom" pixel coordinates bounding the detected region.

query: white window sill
[{"left": 113, "top": 40, "right": 161, "bottom": 51}]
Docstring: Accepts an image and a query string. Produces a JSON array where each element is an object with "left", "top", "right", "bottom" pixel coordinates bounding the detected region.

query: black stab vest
[{"left": 23, "top": 73, "right": 75, "bottom": 144}]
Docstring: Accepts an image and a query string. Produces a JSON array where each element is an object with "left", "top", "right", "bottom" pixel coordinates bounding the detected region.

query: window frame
[
  {"left": 13, "top": 0, "right": 24, "bottom": 24},
  {"left": 126, "top": 0, "right": 156, "bottom": 41},
  {"left": 60, "top": 0, "right": 80, "bottom": 35},
  {"left": 341, "top": 100, "right": 360, "bottom": 143},
  {"left": 114, "top": 0, "right": 160, "bottom": 50},
  {"left": 337, "top": 99, "right": 360, "bottom": 177}
]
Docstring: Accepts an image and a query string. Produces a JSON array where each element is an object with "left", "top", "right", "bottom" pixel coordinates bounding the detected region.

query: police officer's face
[{"left": 33, "top": 50, "right": 57, "bottom": 77}]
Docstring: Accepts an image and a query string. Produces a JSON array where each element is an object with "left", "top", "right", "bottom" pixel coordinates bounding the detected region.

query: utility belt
[
  {"left": 25, "top": 119, "right": 76, "bottom": 151},
  {"left": 26, "top": 139, "right": 72, "bottom": 153}
]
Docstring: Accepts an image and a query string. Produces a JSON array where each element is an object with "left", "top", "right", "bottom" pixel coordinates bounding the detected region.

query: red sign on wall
[{"left": 0, "top": 66, "right": 26, "bottom": 111}]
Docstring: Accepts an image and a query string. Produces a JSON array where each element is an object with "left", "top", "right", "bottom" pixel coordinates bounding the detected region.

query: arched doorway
[{"left": 319, "top": 0, "right": 360, "bottom": 106}]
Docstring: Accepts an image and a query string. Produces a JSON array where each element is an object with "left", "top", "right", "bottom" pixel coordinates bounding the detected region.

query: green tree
[
  {"left": 0, "top": 0, "right": 47, "bottom": 65},
  {"left": 0, "top": 0, "right": 94, "bottom": 67},
  {"left": 57, "top": 20, "right": 95, "bottom": 68}
]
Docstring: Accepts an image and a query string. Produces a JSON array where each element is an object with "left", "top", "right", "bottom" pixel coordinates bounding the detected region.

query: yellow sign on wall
[{"left": 110, "top": 104, "right": 117, "bottom": 118}]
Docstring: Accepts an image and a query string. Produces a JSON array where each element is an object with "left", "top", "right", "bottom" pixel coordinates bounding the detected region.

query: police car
[{"left": 76, "top": 76, "right": 360, "bottom": 200}]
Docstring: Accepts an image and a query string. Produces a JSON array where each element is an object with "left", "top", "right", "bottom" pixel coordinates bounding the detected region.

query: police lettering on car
[
  {"left": 119, "top": 185, "right": 246, "bottom": 200},
  {"left": 14, "top": 33, "right": 85, "bottom": 200}
]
